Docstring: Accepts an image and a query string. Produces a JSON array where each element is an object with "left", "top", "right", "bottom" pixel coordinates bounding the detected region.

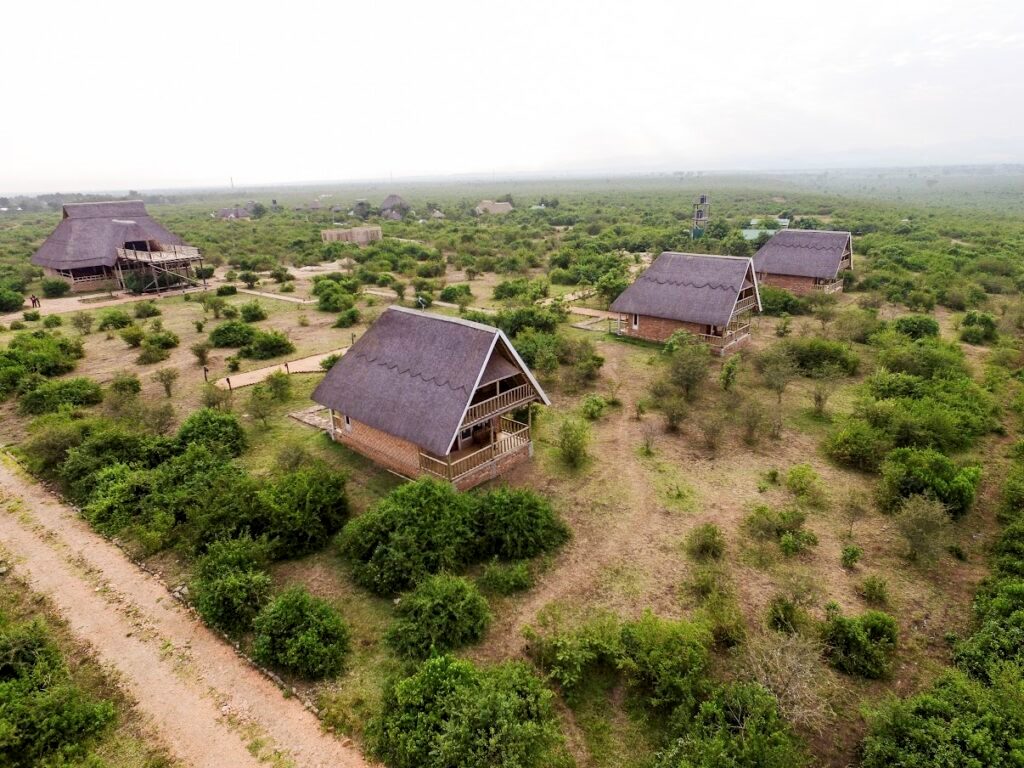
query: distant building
[
  {"left": 475, "top": 200, "right": 514, "bottom": 215},
  {"left": 31, "top": 201, "right": 204, "bottom": 294},
  {"left": 753, "top": 230, "right": 853, "bottom": 295},
  {"left": 214, "top": 205, "right": 252, "bottom": 220},
  {"left": 380, "top": 194, "right": 410, "bottom": 217},
  {"left": 430, "top": 209, "right": 446, "bottom": 219},
  {"left": 313, "top": 307, "right": 549, "bottom": 489},
  {"left": 321, "top": 225, "right": 383, "bottom": 246},
  {"left": 610, "top": 252, "right": 761, "bottom": 355}
]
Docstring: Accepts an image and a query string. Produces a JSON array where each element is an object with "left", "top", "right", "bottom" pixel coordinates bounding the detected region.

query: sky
[{"left": 1, "top": 0, "right": 1022, "bottom": 195}]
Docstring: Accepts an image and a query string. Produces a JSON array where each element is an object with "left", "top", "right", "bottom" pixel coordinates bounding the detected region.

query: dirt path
[
  {"left": 215, "top": 347, "right": 348, "bottom": 390},
  {"left": 237, "top": 288, "right": 315, "bottom": 305},
  {"left": 0, "top": 456, "right": 368, "bottom": 768},
  {"left": 0, "top": 286, "right": 206, "bottom": 324}
]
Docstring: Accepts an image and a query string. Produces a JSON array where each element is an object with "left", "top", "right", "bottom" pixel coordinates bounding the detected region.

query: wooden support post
[
  {"left": 446, "top": 454, "right": 453, "bottom": 482},
  {"left": 226, "top": 377, "right": 232, "bottom": 391}
]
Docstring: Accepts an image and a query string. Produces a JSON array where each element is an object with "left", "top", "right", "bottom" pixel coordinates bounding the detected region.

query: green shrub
[
  {"left": 209, "top": 319, "right": 256, "bottom": 347},
  {"left": 386, "top": 574, "right": 491, "bottom": 658},
  {"left": 259, "top": 464, "right": 348, "bottom": 558},
  {"left": 136, "top": 338, "right": 170, "bottom": 364},
  {"left": 580, "top": 393, "right": 607, "bottom": 420},
  {"left": 18, "top": 377, "right": 102, "bottom": 414},
  {"left": 861, "top": 668, "right": 1024, "bottom": 768},
  {"left": 40, "top": 277, "right": 71, "bottom": 298},
  {"left": 239, "top": 300, "right": 267, "bottom": 322},
  {"left": 252, "top": 586, "right": 350, "bottom": 678},
  {"left": 339, "top": 477, "right": 477, "bottom": 594},
  {"left": 22, "top": 310, "right": 39, "bottom": 321},
  {"left": 144, "top": 329, "right": 179, "bottom": 349},
  {"left": 241, "top": 329, "right": 295, "bottom": 359},
  {"left": 333, "top": 307, "right": 361, "bottom": 327},
  {"left": 264, "top": 369, "right": 291, "bottom": 401},
  {"left": 367, "top": 655, "right": 564, "bottom": 768},
  {"left": 891, "top": 314, "right": 939, "bottom": 339},
  {"left": 216, "top": 284, "right": 237, "bottom": 296},
  {"left": 474, "top": 486, "right": 569, "bottom": 560},
  {"left": 133, "top": 300, "right": 160, "bottom": 318},
  {"left": 315, "top": 280, "right": 356, "bottom": 312},
  {"left": 618, "top": 611, "right": 711, "bottom": 716},
  {"left": 784, "top": 463, "right": 827, "bottom": 506},
  {"left": 960, "top": 310, "right": 998, "bottom": 344},
  {"left": 0, "top": 288, "right": 24, "bottom": 311},
  {"left": 656, "top": 682, "right": 807, "bottom": 768},
  {"left": 766, "top": 594, "right": 809, "bottom": 634},
  {"left": 191, "top": 536, "right": 271, "bottom": 634},
  {"left": 42, "top": 315, "right": 62, "bottom": 328},
  {"left": 440, "top": 284, "right": 473, "bottom": 302},
  {"left": 858, "top": 575, "right": 890, "bottom": 606},
  {"left": 841, "top": 545, "right": 863, "bottom": 569},
  {"left": 821, "top": 607, "right": 898, "bottom": 678},
  {"left": 779, "top": 529, "right": 818, "bottom": 556},
  {"left": 478, "top": 561, "right": 533, "bottom": 594},
  {"left": 177, "top": 408, "right": 247, "bottom": 456},
  {"left": 119, "top": 324, "right": 145, "bottom": 347},
  {"left": 780, "top": 337, "right": 859, "bottom": 375},
  {"left": 557, "top": 418, "right": 589, "bottom": 468},
  {"left": 0, "top": 619, "right": 116, "bottom": 767},
  {"left": 685, "top": 523, "right": 726, "bottom": 561},
  {"left": 96, "top": 309, "right": 133, "bottom": 330},
  {"left": 524, "top": 611, "right": 622, "bottom": 693},
  {"left": 759, "top": 286, "right": 807, "bottom": 316},
  {"left": 879, "top": 447, "right": 981, "bottom": 517},
  {"left": 58, "top": 423, "right": 175, "bottom": 501}
]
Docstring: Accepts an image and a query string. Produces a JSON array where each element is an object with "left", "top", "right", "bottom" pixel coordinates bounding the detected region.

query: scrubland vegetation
[{"left": 3, "top": 169, "right": 1024, "bottom": 766}]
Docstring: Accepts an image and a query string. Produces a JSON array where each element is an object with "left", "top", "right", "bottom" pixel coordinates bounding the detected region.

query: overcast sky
[{"left": 1, "top": 0, "right": 1022, "bottom": 194}]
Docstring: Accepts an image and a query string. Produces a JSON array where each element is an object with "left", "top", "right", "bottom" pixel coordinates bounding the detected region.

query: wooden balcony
[
  {"left": 734, "top": 295, "right": 758, "bottom": 313},
  {"left": 419, "top": 417, "right": 531, "bottom": 482},
  {"left": 117, "top": 244, "right": 202, "bottom": 264},
  {"left": 812, "top": 279, "right": 843, "bottom": 294},
  {"left": 461, "top": 383, "right": 534, "bottom": 428},
  {"left": 698, "top": 323, "right": 750, "bottom": 355}
]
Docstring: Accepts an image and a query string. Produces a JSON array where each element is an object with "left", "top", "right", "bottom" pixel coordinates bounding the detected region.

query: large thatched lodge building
[
  {"left": 753, "top": 229, "right": 853, "bottom": 295},
  {"left": 313, "top": 307, "right": 548, "bottom": 489},
  {"left": 610, "top": 252, "right": 761, "bottom": 355},
  {"left": 31, "top": 201, "right": 204, "bottom": 293}
]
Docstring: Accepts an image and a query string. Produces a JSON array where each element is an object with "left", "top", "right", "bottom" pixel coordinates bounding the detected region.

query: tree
[
  {"left": 809, "top": 363, "right": 843, "bottom": 416},
  {"left": 759, "top": 348, "right": 798, "bottom": 403},
  {"left": 191, "top": 341, "right": 212, "bottom": 366},
  {"left": 247, "top": 384, "right": 274, "bottom": 427},
  {"left": 558, "top": 418, "right": 590, "bottom": 468},
  {"left": 666, "top": 333, "right": 710, "bottom": 401},
  {"left": 251, "top": 202, "right": 267, "bottom": 218},
  {"left": 153, "top": 368, "right": 179, "bottom": 397},
  {"left": 719, "top": 354, "right": 741, "bottom": 391},
  {"left": 70, "top": 312, "right": 93, "bottom": 335},
  {"left": 894, "top": 494, "right": 950, "bottom": 562},
  {"left": 239, "top": 271, "right": 259, "bottom": 289}
]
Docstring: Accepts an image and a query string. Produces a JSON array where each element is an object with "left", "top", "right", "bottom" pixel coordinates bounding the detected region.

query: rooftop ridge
[{"left": 387, "top": 305, "right": 501, "bottom": 336}]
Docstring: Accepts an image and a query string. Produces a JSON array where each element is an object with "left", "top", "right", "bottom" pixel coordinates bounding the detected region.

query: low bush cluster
[
  {"left": 241, "top": 329, "right": 295, "bottom": 359},
  {"left": 252, "top": 586, "right": 350, "bottom": 678},
  {"left": 17, "top": 376, "right": 102, "bottom": 414},
  {"left": 209, "top": 319, "right": 257, "bottom": 347},
  {"left": 339, "top": 478, "right": 568, "bottom": 595},
  {"left": 821, "top": 606, "right": 898, "bottom": 678},
  {"left": 386, "top": 574, "right": 491, "bottom": 658},
  {"left": 0, "top": 330, "right": 85, "bottom": 398}
]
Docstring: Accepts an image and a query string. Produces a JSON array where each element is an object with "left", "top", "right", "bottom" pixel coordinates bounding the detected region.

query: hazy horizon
[{"left": 2, "top": 0, "right": 1021, "bottom": 196}]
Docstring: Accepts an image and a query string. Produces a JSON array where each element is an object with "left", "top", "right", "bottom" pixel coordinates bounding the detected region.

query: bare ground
[{"left": 0, "top": 455, "right": 369, "bottom": 768}]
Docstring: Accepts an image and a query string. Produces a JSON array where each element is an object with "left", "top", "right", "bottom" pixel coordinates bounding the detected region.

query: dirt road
[{"left": 0, "top": 456, "right": 368, "bottom": 768}]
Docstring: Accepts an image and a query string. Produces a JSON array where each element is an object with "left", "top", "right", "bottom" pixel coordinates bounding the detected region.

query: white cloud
[{"left": 0, "top": 0, "right": 1021, "bottom": 193}]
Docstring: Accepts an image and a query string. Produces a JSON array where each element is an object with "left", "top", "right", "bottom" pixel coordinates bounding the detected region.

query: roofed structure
[
  {"left": 753, "top": 230, "right": 853, "bottom": 295},
  {"left": 312, "top": 307, "right": 548, "bottom": 488},
  {"left": 475, "top": 200, "right": 514, "bottom": 215},
  {"left": 31, "top": 201, "right": 204, "bottom": 294},
  {"left": 380, "top": 194, "right": 409, "bottom": 215},
  {"left": 610, "top": 252, "right": 761, "bottom": 354},
  {"left": 215, "top": 205, "right": 252, "bottom": 220},
  {"left": 321, "top": 225, "right": 382, "bottom": 245}
]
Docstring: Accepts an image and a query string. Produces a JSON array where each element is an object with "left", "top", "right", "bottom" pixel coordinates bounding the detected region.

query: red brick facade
[
  {"left": 758, "top": 272, "right": 844, "bottom": 296},
  {"left": 618, "top": 314, "right": 709, "bottom": 344}
]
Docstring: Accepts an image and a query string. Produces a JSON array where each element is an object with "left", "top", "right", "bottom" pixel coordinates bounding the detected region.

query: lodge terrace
[
  {"left": 312, "top": 307, "right": 549, "bottom": 489},
  {"left": 31, "top": 201, "right": 205, "bottom": 293}
]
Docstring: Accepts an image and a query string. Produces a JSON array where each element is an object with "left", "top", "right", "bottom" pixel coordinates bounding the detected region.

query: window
[{"left": 631, "top": 314, "right": 639, "bottom": 330}]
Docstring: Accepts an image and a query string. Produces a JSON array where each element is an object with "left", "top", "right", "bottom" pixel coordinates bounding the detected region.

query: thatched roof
[
  {"left": 31, "top": 201, "right": 184, "bottom": 271},
  {"left": 380, "top": 194, "right": 408, "bottom": 212},
  {"left": 312, "top": 307, "right": 549, "bottom": 456},
  {"left": 610, "top": 252, "right": 759, "bottom": 327},
  {"left": 475, "top": 200, "right": 514, "bottom": 215},
  {"left": 753, "top": 230, "right": 852, "bottom": 279}
]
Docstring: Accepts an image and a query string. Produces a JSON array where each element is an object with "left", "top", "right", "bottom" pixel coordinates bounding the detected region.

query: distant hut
[
  {"left": 321, "top": 225, "right": 383, "bottom": 246},
  {"left": 214, "top": 205, "right": 252, "bottom": 220},
  {"left": 379, "top": 194, "right": 410, "bottom": 218},
  {"left": 31, "top": 201, "right": 204, "bottom": 293},
  {"left": 610, "top": 252, "right": 761, "bottom": 355},
  {"left": 474, "top": 200, "right": 514, "bottom": 215},
  {"left": 753, "top": 230, "right": 853, "bottom": 295},
  {"left": 313, "top": 307, "right": 549, "bottom": 489},
  {"left": 430, "top": 209, "right": 446, "bottom": 219}
]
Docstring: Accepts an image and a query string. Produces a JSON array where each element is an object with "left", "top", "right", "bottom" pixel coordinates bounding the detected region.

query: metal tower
[{"left": 692, "top": 193, "right": 710, "bottom": 239}]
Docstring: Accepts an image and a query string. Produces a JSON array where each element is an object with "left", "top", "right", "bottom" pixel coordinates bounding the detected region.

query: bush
[
  {"left": 42, "top": 315, "right": 62, "bottom": 328},
  {"left": 580, "top": 393, "right": 607, "bottom": 420},
  {"left": 136, "top": 337, "right": 170, "bottom": 364},
  {"left": 475, "top": 486, "right": 569, "bottom": 560},
  {"left": 22, "top": 310, "right": 39, "bottom": 321},
  {"left": 858, "top": 575, "right": 889, "bottom": 606},
  {"left": 386, "top": 574, "right": 491, "bottom": 659},
  {"left": 133, "top": 300, "right": 160, "bottom": 319},
  {"left": 216, "top": 284, "right": 237, "bottom": 296},
  {"left": 759, "top": 286, "right": 807, "bottom": 316},
  {"left": 0, "top": 619, "right": 116, "bottom": 767},
  {"left": 894, "top": 494, "right": 950, "bottom": 562},
  {"left": 259, "top": 464, "right": 349, "bottom": 558},
  {"left": 557, "top": 418, "right": 590, "bottom": 468},
  {"left": 879, "top": 447, "right": 981, "bottom": 517},
  {"left": 861, "top": 668, "right": 1024, "bottom": 768},
  {"left": 656, "top": 682, "right": 807, "bottom": 768},
  {"left": 209, "top": 319, "right": 256, "bottom": 347},
  {"left": 780, "top": 337, "right": 859, "bottom": 376},
  {"left": 118, "top": 324, "right": 145, "bottom": 347},
  {"left": 367, "top": 655, "right": 564, "bottom": 768},
  {"left": 239, "top": 300, "right": 267, "bottom": 322},
  {"left": 264, "top": 369, "right": 292, "bottom": 401},
  {"left": 41, "top": 277, "right": 72, "bottom": 298},
  {"left": 315, "top": 281, "right": 356, "bottom": 312},
  {"left": 841, "top": 544, "right": 863, "bottom": 569},
  {"left": 333, "top": 307, "right": 361, "bottom": 327},
  {"left": 18, "top": 377, "right": 102, "bottom": 414},
  {"left": 241, "top": 329, "right": 295, "bottom": 359},
  {"left": 821, "top": 607, "right": 898, "bottom": 678},
  {"left": 665, "top": 332, "right": 711, "bottom": 400},
  {"left": 96, "top": 309, "right": 133, "bottom": 330},
  {"left": 960, "top": 310, "right": 998, "bottom": 344},
  {"left": 339, "top": 477, "right": 477, "bottom": 594},
  {"left": 252, "top": 587, "right": 350, "bottom": 678},
  {"left": 784, "top": 463, "right": 827, "bottom": 506},
  {"left": 478, "top": 561, "right": 533, "bottom": 594},
  {"left": 891, "top": 314, "right": 939, "bottom": 339},
  {"left": 524, "top": 611, "right": 623, "bottom": 693},
  {"left": 109, "top": 371, "right": 141, "bottom": 396},
  {"left": 191, "top": 536, "right": 271, "bottom": 634},
  {"left": 618, "top": 611, "right": 711, "bottom": 717},
  {"left": 177, "top": 408, "right": 247, "bottom": 456},
  {"left": 685, "top": 523, "right": 725, "bottom": 561}
]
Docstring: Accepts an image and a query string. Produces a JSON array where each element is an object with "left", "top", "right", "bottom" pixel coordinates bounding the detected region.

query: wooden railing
[
  {"left": 117, "top": 244, "right": 202, "bottom": 263},
  {"left": 698, "top": 323, "right": 750, "bottom": 350},
  {"left": 69, "top": 273, "right": 114, "bottom": 285},
  {"left": 419, "top": 418, "right": 530, "bottom": 481},
  {"left": 462, "top": 383, "right": 533, "bottom": 426},
  {"left": 734, "top": 295, "right": 758, "bottom": 313},
  {"left": 812, "top": 280, "right": 843, "bottom": 293}
]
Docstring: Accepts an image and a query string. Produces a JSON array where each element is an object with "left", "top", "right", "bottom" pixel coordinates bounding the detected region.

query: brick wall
[
  {"left": 618, "top": 315, "right": 708, "bottom": 344},
  {"left": 453, "top": 442, "right": 531, "bottom": 490},
  {"left": 329, "top": 411, "right": 421, "bottom": 477}
]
